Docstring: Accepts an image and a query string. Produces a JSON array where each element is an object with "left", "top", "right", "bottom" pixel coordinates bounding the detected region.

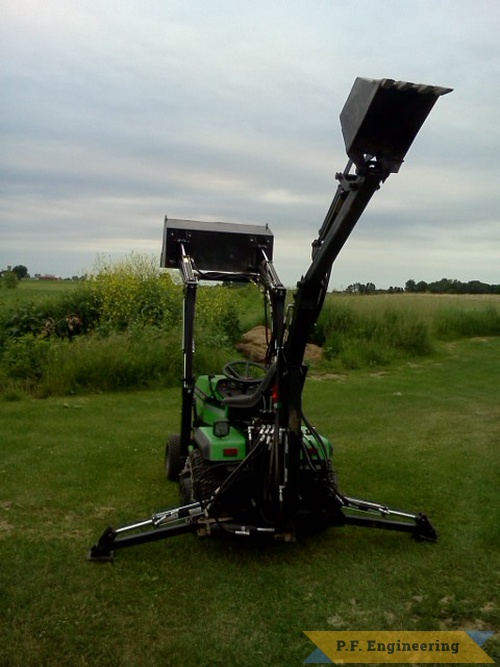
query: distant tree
[
  {"left": 466, "top": 280, "right": 491, "bottom": 294},
  {"left": 2, "top": 271, "right": 18, "bottom": 289},
  {"left": 365, "top": 282, "right": 376, "bottom": 293},
  {"left": 405, "top": 279, "right": 417, "bottom": 293},
  {"left": 428, "top": 278, "right": 456, "bottom": 293},
  {"left": 345, "top": 282, "right": 376, "bottom": 294},
  {"left": 415, "top": 280, "right": 428, "bottom": 293},
  {"left": 12, "top": 265, "right": 29, "bottom": 280}
]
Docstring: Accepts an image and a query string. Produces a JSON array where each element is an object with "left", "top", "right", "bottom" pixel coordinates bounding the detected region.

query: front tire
[{"left": 165, "top": 434, "right": 183, "bottom": 481}]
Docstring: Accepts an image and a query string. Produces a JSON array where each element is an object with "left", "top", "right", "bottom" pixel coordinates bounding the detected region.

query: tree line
[{"left": 344, "top": 279, "right": 500, "bottom": 295}]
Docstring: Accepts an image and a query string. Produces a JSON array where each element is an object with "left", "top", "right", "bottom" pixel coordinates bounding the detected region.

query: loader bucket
[
  {"left": 340, "top": 78, "right": 452, "bottom": 173},
  {"left": 161, "top": 217, "right": 274, "bottom": 276}
]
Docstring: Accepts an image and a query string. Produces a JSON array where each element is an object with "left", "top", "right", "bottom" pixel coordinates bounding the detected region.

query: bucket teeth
[{"left": 379, "top": 77, "right": 452, "bottom": 96}]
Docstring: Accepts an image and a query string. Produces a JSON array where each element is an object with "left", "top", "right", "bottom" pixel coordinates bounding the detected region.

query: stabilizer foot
[
  {"left": 414, "top": 513, "right": 438, "bottom": 542},
  {"left": 87, "top": 526, "right": 116, "bottom": 562}
]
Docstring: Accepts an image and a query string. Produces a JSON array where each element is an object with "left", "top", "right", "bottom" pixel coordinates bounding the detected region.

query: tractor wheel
[
  {"left": 327, "top": 460, "right": 339, "bottom": 489},
  {"left": 179, "top": 463, "right": 193, "bottom": 504},
  {"left": 165, "top": 434, "right": 183, "bottom": 481},
  {"left": 189, "top": 449, "right": 226, "bottom": 502}
]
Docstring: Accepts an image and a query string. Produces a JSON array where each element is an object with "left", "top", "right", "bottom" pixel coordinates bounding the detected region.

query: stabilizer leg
[
  {"left": 88, "top": 502, "right": 205, "bottom": 562},
  {"left": 338, "top": 494, "right": 438, "bottom": 541}
]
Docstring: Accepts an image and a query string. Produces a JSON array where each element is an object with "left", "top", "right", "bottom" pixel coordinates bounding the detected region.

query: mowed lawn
[{"left": 0, "top": 338, "right": 499, "bottom": 666}]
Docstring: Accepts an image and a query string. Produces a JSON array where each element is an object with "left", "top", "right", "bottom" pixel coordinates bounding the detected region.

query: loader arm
[{"left": 279, "top": 78, "right": 452, "bottom": 534}]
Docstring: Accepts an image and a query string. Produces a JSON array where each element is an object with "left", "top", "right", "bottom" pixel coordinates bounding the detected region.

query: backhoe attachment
[{"left": 88, "top": 76, "right": 450, "bottom": 561}]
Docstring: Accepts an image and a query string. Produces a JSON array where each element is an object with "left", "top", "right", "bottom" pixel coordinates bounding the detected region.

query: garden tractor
[{"left": 89, "top": 77, "right": 451, "bottom": 561}]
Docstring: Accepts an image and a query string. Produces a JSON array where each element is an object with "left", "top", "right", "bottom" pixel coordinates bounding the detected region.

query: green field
[
  {"left": 0, "top": 278, "right": 79, "bottom": 305},
  {"left": 1, "top": 336, "right": 498, "bottom": 666}
]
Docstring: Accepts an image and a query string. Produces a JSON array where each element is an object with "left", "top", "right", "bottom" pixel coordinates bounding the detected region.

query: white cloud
[{"left": 1, "top": 0, "right": 499, "bottom": 287}]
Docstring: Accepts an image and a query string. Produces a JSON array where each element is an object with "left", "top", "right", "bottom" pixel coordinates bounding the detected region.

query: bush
[
  {"left": 0, "top": 255, "right": 183, "bottom": 347},
  {"left": 195, "top": 285, "right": 241, "bottom": 347},
  {"left": 88, "top": 254, "right": 182, "bottom": 332},
  {"left": 0, "top": 302, "right": 47, "bottom": 344},
  {"left": 230, "top": 283, "right": 268, "bottom": 332},
  {"left": 1, "top": 271, "right": 18, "bottom": 289},
  {"left": 0, "top": 334, "right": 50, "bottom": 391},
  {"left": 0, "top": 254, "right": 246, "bottom": 397}
]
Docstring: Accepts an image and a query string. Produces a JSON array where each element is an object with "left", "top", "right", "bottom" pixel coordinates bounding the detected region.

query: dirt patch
[
  {"left": 236, "top": 326, "right": 322, "bottom": 363},
  {"left": 0, "top": 519, "right": 13, "bottom": 536},
  {"left": 92, "top": 506, "right": 117, "bottom": 520}
]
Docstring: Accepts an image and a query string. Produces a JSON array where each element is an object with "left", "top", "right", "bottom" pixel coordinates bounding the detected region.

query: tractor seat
[{"left": 220, "top": 363, "right": 276, "bottom": 410}]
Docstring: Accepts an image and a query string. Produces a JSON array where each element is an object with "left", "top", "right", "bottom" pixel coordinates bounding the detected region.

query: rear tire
[{"left": 165, "top": 434, "right": 183, "bottom": 481}]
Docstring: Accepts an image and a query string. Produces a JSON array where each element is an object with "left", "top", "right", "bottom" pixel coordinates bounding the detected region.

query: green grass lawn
[{"left": 0, "top": 339, "right": 499, "bottom": 666}]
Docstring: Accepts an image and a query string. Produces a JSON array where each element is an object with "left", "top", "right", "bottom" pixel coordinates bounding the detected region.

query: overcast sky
[{"left": 1, "top": 0, "right": 499, "bottom": 288}]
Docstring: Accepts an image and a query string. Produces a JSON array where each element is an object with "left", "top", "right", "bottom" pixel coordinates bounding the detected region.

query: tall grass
[
  {"left": 39, "top": 329, "right": 181, "bottom": 396},
  {"left": 433, "top": 305, "right": 500, "bottom": 339},
  {"left": 315, "top": 302, "right": 432, "bottom": 369},
  {"left": 329, "top": 291, "right": 500, "bottom": 317},
  {"left": 0, "top": 328, "right": 238, "bottom": 398}
]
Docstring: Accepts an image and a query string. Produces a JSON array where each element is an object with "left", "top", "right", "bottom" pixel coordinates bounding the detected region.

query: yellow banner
[{"left": 304, "top": 630, "right": 495, "bottom": 663}]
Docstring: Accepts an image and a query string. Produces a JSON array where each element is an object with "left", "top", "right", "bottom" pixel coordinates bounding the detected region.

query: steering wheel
[{"left": 222, "top": 360, "right": 268, "bottom": 387}]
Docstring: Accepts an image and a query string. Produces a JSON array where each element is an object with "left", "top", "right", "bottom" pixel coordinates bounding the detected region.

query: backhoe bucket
[{"left": 340, "top": 78, "right": 452, "bottom": 173}]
